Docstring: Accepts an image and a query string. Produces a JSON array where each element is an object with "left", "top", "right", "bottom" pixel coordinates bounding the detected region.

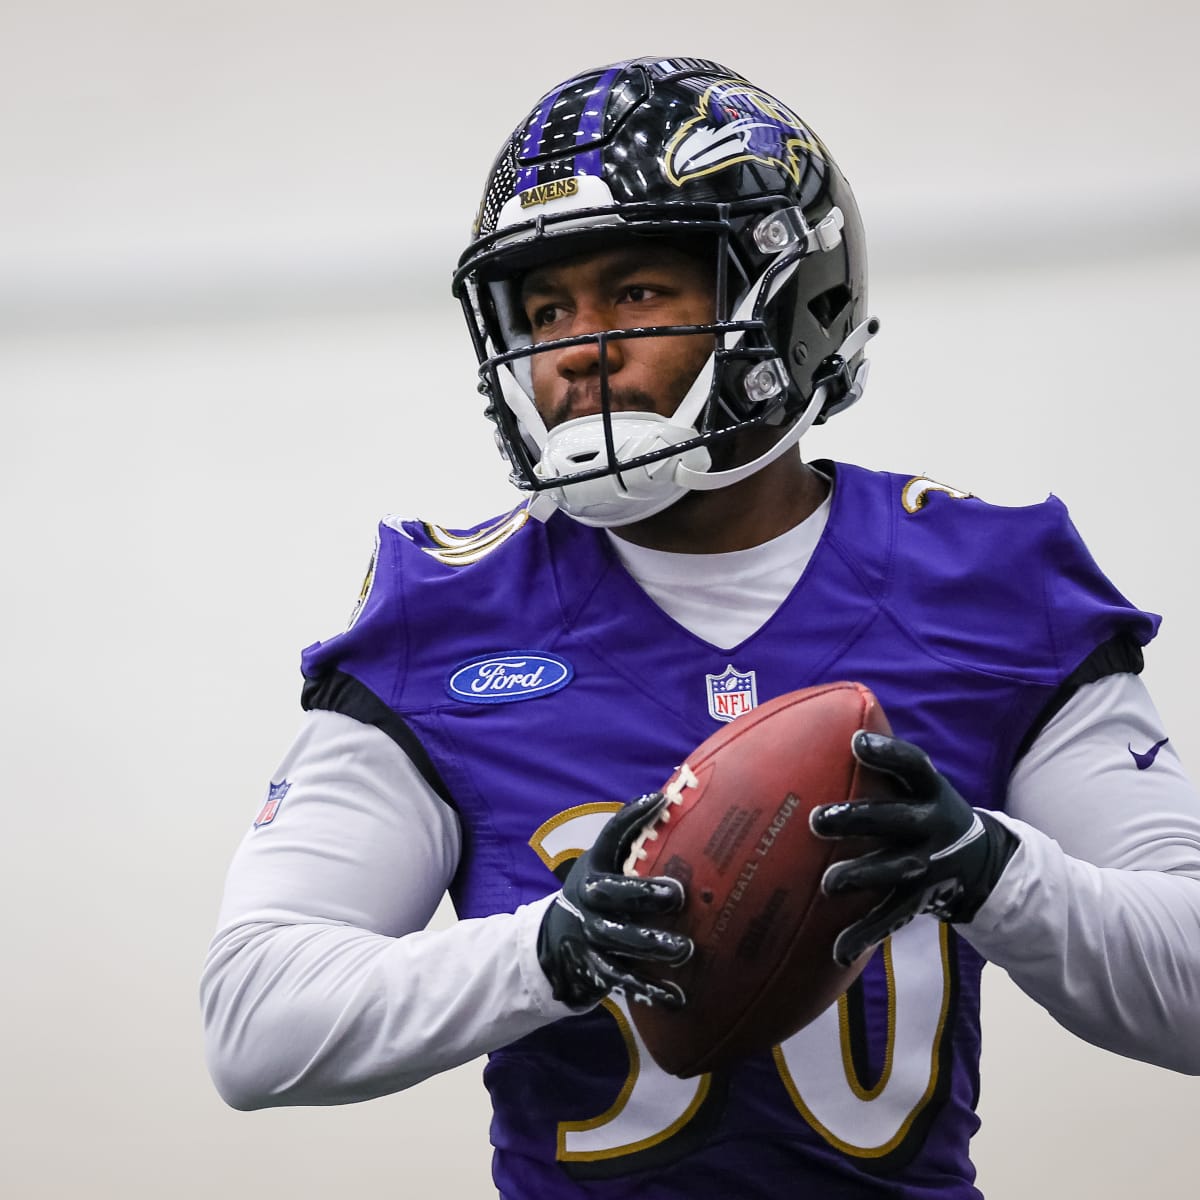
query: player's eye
[{"left": 528, "top": 302, "right": 564, "bottom": 329}]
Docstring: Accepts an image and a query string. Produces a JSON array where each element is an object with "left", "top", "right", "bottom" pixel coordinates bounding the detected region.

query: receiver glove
[
  {"left": 537, "top": 791, "right": 691, "bottom": 1009},
  {"left": 811, "top": 730, "right": 1019, "bottom": 966}
]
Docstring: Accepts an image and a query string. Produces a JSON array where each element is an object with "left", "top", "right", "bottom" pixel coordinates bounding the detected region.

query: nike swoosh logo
[{"left": 1129, "top": 737, "right": 1170, "bottom": 770}]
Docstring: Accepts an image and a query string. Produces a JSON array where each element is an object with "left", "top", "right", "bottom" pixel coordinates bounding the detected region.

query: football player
[{"left": 203, "top": 57, "right": 1200, "bottom": 1197}]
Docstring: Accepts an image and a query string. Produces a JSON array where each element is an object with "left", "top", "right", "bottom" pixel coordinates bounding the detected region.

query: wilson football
[{"left": 623, "top": 680, "right": 893, "bottom": 1077}]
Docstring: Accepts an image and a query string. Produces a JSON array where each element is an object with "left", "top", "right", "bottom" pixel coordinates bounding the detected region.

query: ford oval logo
[{"left": 446, "top": 652, "right": 574, "bottom": 705}]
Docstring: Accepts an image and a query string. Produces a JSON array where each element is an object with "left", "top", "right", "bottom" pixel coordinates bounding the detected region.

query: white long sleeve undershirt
[
  {"left": 963, "top": 672, "right": 1200, "bottom": 1072},
  {"left": 202, "top": 712, "right": 569, "bottom": 1109}
]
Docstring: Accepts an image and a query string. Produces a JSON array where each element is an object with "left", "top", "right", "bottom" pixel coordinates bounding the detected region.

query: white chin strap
[
  {"left": 533, "top": 412, "right": 714, "bottom": 527},
  {"left": 521, "top": 315, "right": 877, "bottom": 529}
]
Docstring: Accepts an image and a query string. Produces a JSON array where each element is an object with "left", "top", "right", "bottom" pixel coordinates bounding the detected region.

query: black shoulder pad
[
  {"left": 302, "top": 670, "right": 456, "bottom": 810},
  {"left": 1015, "top": 633, "right": 1145, "bottom": 762}
]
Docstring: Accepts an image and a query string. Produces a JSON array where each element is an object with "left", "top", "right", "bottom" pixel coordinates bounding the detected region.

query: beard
[{"left": 547, "top": 383, "right": 660, "bottom": 429}]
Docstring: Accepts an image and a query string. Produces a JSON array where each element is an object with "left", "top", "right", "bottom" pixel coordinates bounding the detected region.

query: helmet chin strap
[
  {"left": 674, "top": 380, "right": 831, "bottom": 490},
  {"left": 675, "top": 316, "right": 877, "bottom": 491}
]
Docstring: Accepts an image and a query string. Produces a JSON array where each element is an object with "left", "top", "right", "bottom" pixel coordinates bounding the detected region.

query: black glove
[
  {"left": 537, "top": 791, "right": 692, "bottom": 1009},
  {"left": 810, "top": 730, "right": 1019, "bottom": 967}
]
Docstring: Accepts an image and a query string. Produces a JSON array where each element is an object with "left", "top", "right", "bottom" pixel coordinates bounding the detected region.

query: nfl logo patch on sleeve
[{"left": 254, "top": 780, "right": 291, "bottom": 828}]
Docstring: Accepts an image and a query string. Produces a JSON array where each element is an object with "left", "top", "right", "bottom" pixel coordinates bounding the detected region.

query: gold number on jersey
[
  {"left": 773, "top": 919, "right": 952, "bottom": 1159},
  {"left": 528, "top": 807, "right": 954, "bottom": 1168},
  {"left": 529, "top": 805, "right": 714, "bottom": 1165}
]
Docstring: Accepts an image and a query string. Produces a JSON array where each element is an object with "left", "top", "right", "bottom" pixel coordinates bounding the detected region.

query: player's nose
[{"left": 555, "top": 304, "right": 626, "bottom": 381}]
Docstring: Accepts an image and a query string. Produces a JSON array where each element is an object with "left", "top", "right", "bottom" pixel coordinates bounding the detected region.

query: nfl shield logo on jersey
[
  {"left": 706, "top": 665, "right": 758, "bottom": 723},
  {"left": 254, "top": 779, "right": 291, "bottom": 828}
]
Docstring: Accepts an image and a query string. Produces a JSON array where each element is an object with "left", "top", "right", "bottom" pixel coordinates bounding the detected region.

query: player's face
[{"left": 519, "top": 244, "right": 716, "bottom": 429}]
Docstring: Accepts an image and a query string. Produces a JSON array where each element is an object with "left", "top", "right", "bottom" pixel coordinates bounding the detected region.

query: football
[{"left": 622, "top": 680, "right": 894, "bottom": 1077}]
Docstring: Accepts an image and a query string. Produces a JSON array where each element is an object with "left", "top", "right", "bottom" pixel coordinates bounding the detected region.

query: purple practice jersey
[{"left": 300, "top": 461, "right": 1158, "bottom": 1199}]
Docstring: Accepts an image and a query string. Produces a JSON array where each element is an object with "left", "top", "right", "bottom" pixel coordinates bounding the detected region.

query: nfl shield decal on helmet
[
  {"left": 254, "top": 780, "right": 291, "bottom": 828},
  {"left": 706, "top": 665, "right": 758, "bottom": 723}
]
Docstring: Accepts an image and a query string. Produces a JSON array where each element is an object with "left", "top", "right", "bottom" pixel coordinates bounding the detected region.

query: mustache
[{"left": 548, "top": 383, "right": 658, "bottom": 428}]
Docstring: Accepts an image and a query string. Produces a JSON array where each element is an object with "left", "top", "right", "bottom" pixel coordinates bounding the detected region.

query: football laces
[{"left": 622, "top": 764, "right": 699, "bottom": 875}]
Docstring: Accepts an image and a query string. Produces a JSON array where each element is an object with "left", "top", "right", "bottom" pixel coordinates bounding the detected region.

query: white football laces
[{"left": 622, "top": 763, "right": 699, "bottom": 876}]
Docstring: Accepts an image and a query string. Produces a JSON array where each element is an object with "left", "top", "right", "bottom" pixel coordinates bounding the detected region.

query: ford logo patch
[{"left": 447, "top": 652, "right": 573, "bottom": 705}]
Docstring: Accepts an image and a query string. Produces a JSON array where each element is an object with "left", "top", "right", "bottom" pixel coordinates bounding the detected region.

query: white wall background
[{"left": 2, "top": 3, "right": 1198, "bottom": 1196}]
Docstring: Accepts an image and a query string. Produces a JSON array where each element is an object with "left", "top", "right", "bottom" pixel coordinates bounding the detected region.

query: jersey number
[{"left": 530, "top": 805, "right": 955, "bottom": 1174}]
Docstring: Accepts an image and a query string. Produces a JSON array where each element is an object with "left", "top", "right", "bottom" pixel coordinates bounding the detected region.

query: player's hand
[
  {"left": 810, "top": 731, "right": 1019, "bottom": 966},
  {"left": 537, "top": 792, "right": 692, "bottom": 1010}
]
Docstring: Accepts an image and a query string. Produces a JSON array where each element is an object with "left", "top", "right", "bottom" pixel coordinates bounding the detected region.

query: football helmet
[{"left": 452, "top": 56, "right": 877, "bottom": 527}]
